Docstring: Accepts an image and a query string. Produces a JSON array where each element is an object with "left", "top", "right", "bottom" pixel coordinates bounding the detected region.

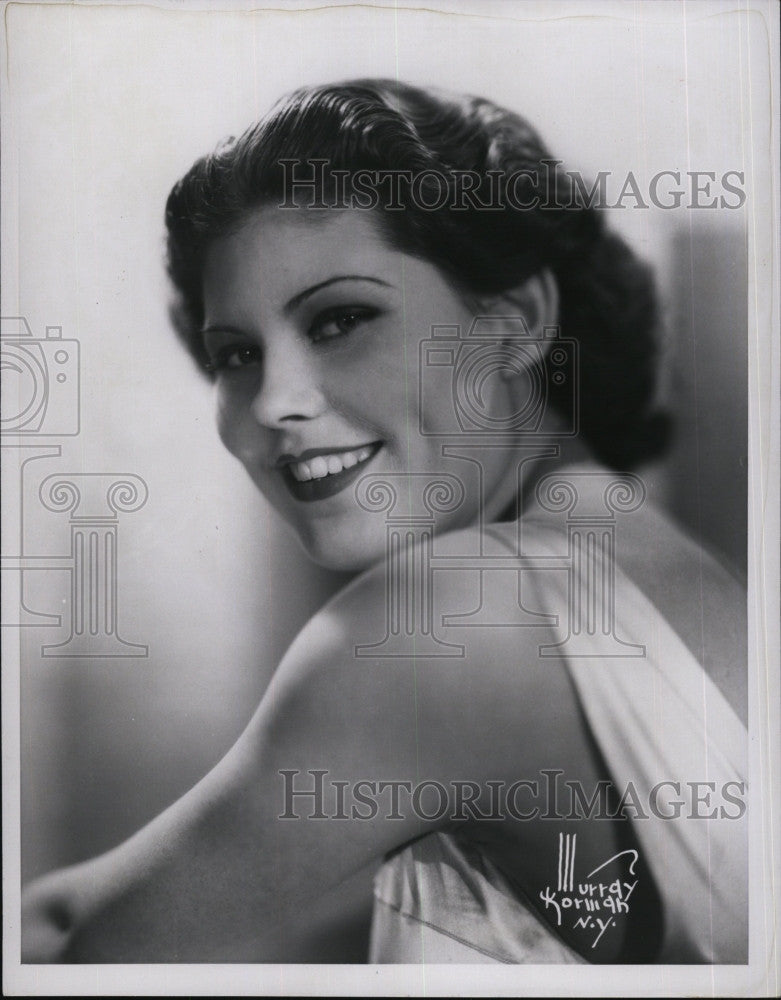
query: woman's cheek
[{"left": 215, "top": 387, "right": 251, "bottom": 460}]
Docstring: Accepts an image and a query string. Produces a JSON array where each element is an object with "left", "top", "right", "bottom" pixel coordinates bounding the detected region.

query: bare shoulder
[{"left": 258, "top": 519, "right": 581, "bottom": 785}]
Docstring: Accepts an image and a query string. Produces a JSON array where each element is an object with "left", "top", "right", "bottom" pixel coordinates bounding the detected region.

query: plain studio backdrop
[{"left": 1, "top": 0, "right": 764, "bottom": 885}]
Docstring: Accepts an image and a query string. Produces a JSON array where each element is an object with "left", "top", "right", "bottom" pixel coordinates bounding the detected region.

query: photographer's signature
[{"left": 538, "top": 833, "right": 638, "bottom": 949}]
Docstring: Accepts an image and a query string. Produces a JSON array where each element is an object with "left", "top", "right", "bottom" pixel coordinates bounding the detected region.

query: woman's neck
[{"left": 491, "top": 432, "right": 597, "bottom": 525}]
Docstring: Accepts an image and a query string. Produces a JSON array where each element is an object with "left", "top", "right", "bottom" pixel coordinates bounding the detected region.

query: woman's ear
[{"left": 495, "top": 269, "right": 560, "bottom": 337}]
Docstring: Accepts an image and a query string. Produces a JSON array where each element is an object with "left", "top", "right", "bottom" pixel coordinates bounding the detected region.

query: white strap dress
[{"left": 369, "top": 516, "right": 747, "bottom": 964}]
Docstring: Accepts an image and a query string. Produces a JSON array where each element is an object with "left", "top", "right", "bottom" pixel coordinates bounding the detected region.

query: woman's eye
[
  {"left": 310, "top": 307, "right": 378, "bottom": 343},
  {"left": 206, "top": 344, "right": 261, "bottom": 373}
]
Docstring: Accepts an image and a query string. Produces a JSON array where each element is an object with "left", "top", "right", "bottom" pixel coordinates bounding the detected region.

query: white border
[{"left": 2, "top": 1, "right": 779, "bottom": 995}]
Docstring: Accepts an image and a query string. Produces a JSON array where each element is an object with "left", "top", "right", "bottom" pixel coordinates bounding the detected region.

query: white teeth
[
  {"left": 287, "top": 445, "right": 377, "bottom": 482},
  {"left": 309, "top": 456, "right": 329, "bottom": 479}
]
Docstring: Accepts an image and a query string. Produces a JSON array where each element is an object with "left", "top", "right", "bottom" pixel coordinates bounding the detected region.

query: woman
[{"left": 22, "top": 79, "right": 746, "bottom": 964}]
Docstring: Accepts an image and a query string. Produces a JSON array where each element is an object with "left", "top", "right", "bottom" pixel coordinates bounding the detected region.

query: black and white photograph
[{"left": 2, "top": 0, "right": 778, "bottom": 995}]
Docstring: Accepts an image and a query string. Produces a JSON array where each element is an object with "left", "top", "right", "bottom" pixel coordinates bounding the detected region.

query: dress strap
[{"left": 486, "top": 518, "right": 748, "bottom": 962}]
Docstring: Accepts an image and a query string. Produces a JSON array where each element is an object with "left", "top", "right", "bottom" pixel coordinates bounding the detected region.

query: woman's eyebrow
[
  {"left": 200, "top": 323, "right": 246, "bottom": 340},
  {"left": 284, "top": 275, "right": 393, "bottom": 313},
  {"left": 200, "top": 276, "right": 395, "bottom": 338}
]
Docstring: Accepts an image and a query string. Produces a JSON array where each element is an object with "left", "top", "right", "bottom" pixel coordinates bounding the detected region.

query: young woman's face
[{"left": 202, "top": 208, "right": 521, "bottom": 570}]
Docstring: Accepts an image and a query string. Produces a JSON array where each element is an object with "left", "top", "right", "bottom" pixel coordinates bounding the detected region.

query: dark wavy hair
[{"left": 165, "top": 79, "right": 670, "bottom": 469}]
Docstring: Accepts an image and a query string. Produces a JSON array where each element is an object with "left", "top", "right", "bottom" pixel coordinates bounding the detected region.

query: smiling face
[{"left": 202, "top": 207, "right": 523, "bottom": 570}]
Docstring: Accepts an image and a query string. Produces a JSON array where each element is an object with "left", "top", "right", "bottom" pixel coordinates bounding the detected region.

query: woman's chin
[{"left": 290, "top": 522, "right": 387, "bottom": 574}]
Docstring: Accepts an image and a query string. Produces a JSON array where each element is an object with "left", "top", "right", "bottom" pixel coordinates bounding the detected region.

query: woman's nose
[{"left": 250, "top": 341, "right": 326, "bottom": 427}]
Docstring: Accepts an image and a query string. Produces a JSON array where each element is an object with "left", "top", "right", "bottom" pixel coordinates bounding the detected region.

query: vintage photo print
[{"left": 2, "top": 0, "right": 779, "bottom": 995}]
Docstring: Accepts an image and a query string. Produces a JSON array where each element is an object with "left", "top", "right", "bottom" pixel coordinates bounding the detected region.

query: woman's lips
[{"left": 279, "top": 443, "right": 383, "bottom": 503}]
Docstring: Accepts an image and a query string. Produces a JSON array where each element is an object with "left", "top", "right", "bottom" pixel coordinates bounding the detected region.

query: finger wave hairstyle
[{"left": 165, "top": 79, "right": 671, "bottom": 470}]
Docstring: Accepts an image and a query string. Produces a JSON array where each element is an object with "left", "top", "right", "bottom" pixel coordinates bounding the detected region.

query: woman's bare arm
[{"left": 22, "top": 529, "right": 624, "bottom": 962}]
